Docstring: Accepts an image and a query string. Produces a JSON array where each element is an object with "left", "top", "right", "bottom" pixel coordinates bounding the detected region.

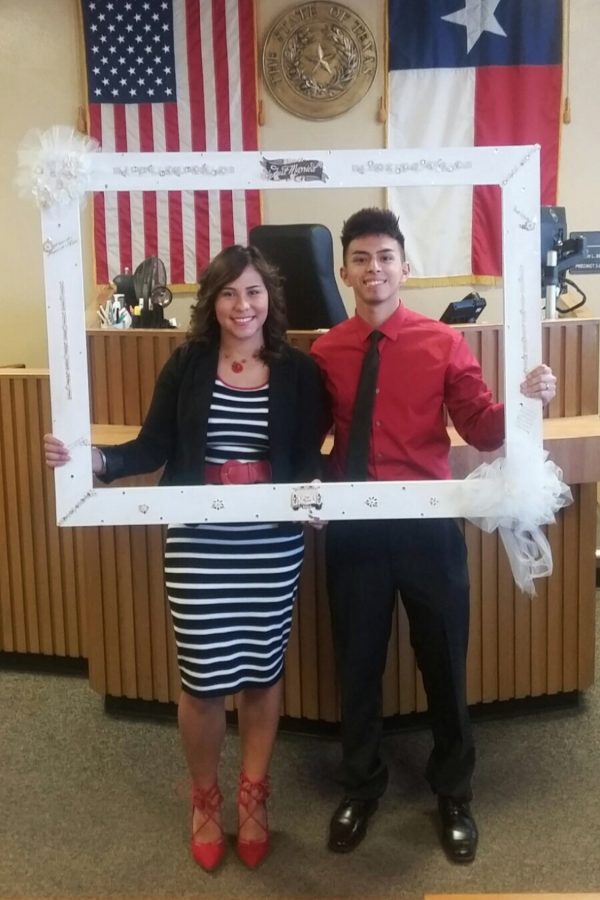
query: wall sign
[{"left": 262, "top": 2, "right": 377, "bottom": 120}]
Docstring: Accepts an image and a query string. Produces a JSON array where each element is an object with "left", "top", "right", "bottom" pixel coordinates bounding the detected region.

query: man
[{"left": 310, "top": 208, "right": 556, "bottom": 863}]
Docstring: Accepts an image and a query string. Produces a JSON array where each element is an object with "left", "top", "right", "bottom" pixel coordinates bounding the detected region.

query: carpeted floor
[{"left": 1, "top": 605, "right": 600, "bottom": 899}]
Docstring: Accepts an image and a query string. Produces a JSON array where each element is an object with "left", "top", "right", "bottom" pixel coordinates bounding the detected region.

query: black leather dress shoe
[
  {"left": 437, "top": 796, "right": 478, "bottom": 863},
  {"left": 328, "top": 797, "right": 378, "bottom": 853}
]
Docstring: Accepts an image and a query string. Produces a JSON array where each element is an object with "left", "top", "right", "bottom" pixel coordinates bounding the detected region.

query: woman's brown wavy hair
[{"left": 187, "top": 244, "right": 288, "bottom": 362}]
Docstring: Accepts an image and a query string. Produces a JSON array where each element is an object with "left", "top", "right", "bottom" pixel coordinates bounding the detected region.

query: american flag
[
  {"left": 387, "top": 0, "right": 562, "bottom": 279},
  {"left": 82, "top": 0, "right": 260, "bottom": 286}
]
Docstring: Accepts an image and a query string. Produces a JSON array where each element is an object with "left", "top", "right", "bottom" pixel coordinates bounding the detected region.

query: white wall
[
  {"left": 554, "top": 0, "right": 600, "bottom": 318},
  {"left": 0, "top": 0, "right": 93, "bottom": 366}
]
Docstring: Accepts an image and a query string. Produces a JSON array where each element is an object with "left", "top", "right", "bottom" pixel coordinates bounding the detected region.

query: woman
[{"left": 45, "top": 245, "right": 325, "bottom": 871}]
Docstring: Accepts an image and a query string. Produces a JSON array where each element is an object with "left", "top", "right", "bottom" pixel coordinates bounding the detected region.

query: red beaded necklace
[{"left": 223, "top": 348, "right": 263, "bottom": 374}]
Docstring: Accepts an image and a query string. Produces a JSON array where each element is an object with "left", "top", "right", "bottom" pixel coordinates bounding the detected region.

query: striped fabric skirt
[{"left": 164, "top": 521, "right": 304, "bottom": 698}]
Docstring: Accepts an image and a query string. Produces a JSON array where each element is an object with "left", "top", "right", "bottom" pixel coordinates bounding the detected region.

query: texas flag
[{"left": 387, "top": 0, "right": 563, "bottom": 279}]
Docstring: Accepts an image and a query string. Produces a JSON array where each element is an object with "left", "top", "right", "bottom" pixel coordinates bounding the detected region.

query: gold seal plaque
[{"left": 262, "top": 2, "right": 377, "bottom": 120}]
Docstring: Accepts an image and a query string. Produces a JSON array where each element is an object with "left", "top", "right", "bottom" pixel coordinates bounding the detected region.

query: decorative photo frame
[{"left": 37, "top": 144, "right": 545, "bottom": 528}]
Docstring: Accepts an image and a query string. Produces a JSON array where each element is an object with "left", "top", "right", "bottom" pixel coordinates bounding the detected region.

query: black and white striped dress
[{"left": 165, "top": 378, "right": 304, "bottom": 698}]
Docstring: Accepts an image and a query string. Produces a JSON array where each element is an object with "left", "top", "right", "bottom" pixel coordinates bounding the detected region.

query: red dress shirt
[{"left": 310, "top": 303, "right": 504, "bottom": 481}]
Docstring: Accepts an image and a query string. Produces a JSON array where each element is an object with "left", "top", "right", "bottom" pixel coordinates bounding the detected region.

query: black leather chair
[{"left": 249, "top": 223, "right": 348, "bottom": 330}]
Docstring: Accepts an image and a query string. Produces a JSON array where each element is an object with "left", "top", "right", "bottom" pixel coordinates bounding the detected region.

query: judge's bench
[{"left": 1, "top": 319, "right": 599, "bottom": 722}]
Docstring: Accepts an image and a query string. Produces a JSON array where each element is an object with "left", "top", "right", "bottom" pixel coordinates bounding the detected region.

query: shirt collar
[{"left": 353, "top": 302, "right": 406, "bottom": 343}]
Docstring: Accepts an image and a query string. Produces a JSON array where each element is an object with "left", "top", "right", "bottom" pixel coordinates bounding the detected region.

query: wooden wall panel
[
  {"left": 497, "top": 546, "right": 516, "bottom": 701},
  {"left": 85, "top": 522, "right": 182, "bottom": 701},
  {"left": 296, "top": 530, "right": 320, "bottom": 720},
  {"left": 546, "top": 508, "right": 565, "bottom": 695},
  {"left": 0, "top": 371, "right": 86, "bottom": 658},
  {"left": 87, "top": 329, "right": 185, "bottom": 424},
  {"left": 315, "top": 530, "right": 338, "bottom": 722},
  {"left": 465, "top": 523, "right": 483, "bottom": 704},
  {"left": 577, "top": 483, "right": 597, "bottom": 687}
]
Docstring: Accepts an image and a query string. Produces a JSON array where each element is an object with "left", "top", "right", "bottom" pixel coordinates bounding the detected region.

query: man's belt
[{"left": 204, "top": 459, "right": 272, "bottom": 485}]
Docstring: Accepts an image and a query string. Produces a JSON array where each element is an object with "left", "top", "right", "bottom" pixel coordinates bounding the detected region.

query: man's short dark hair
[{"left": 341, "top": 207, "right": 405, "bottom": 260}]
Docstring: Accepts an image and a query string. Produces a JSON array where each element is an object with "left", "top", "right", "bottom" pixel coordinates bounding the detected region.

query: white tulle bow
[
  {"left": 465, "top": 447, "right": 572, "bottom": 595},
  {"left": 16, "top": 125, "right": 99, "bottom": 209}
]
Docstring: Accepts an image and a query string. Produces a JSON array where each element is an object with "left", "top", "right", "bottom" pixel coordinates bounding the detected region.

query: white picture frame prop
[{"left": 30, "top": 140, "right": 566, "bottom": 568}]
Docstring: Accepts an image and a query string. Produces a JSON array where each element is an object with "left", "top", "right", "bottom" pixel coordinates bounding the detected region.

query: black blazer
[{"left": 101, "top": 341, "right": 326, "bottom": 485}]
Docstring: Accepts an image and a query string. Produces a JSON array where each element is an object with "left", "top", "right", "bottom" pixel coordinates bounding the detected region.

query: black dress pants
[{"left": 326, "top": 517, "right": 474, "bottom": 802}]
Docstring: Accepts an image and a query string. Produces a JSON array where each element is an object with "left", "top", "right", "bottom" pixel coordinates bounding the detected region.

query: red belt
[{"left": 204, "top": 459, "right": 272, "bottom": 485}]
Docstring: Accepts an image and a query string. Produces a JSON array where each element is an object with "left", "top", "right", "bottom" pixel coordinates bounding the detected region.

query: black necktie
[{"left": 345, "top": 330, "right": 383, "bottom": 480}]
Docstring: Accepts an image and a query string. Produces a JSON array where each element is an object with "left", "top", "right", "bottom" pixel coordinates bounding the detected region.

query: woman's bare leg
[
  {"left": 236, "top": 678, "right": 283, "bottom": 841},
  {"left": 178, "top": 690, "right": 226, "bottom": 842}
]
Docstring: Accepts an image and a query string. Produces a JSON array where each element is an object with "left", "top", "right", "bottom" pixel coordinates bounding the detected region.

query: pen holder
[{"left": 97, "top": 294, "right": 133, "bottom": 328}]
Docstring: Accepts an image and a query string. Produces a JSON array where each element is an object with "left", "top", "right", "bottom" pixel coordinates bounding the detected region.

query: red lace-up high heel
[
  {"left": 190, "top": 783, "right": 225, "bottom": 871},
  {"left": 236, "top": 770, "right": 271, "bottom": 868}
]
